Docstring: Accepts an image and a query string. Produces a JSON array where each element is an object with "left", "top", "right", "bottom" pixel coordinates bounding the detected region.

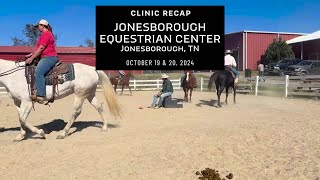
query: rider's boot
[{"left": 234, "top": 77, "right": 239, "bottom": 84}]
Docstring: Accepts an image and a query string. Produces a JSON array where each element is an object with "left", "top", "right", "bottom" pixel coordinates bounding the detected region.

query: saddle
[
  {"left": 23, "top": 57, "right": 75, "bottom": 105},
  {"left": 224, "top": 66, "right": 236, "bottom": 80}
]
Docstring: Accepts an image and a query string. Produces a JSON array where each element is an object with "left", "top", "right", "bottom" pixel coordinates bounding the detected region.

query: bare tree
[
  {"left": 84, "top": 39, "right": 95, "bottom": 47},
  {"left": 11, "top": 24, "right": 58, "bottom": 46}
]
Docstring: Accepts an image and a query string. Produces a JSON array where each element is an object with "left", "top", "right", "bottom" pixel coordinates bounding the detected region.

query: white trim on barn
[
  {"left": 242, "top": 32, "right": 245, "bottom": 71},
  {"left": 286, "top": 30, "right": 320, "bottom": 44},
  {"left": 226, "top": 30, "right": 307, "bottom": 36}
]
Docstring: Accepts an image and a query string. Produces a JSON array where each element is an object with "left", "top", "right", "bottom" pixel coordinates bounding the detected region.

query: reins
[
  {"left": 0, "top": 58, "right": 36, "bottom": 110},
  {"left": 0, "top": 59, "right": 25, "bottom": 77}
]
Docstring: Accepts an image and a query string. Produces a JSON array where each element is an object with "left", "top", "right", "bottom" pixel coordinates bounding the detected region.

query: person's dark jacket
[{"left": 161, "top": 79, "right": 173, "bottom": 93}]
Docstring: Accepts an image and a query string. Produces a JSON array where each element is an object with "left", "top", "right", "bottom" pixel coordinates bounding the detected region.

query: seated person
[
  {"left": 148, "top": 74, "right": 173, "bottom": 109},
  {"left": 180, "top": 70, "right": 198, "bottom": 88}
]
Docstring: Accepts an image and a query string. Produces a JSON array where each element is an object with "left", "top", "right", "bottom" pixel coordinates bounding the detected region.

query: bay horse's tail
[
  {"left": 97, "top": 71, "right": 122, "bottom": 119},
  {"left": 208, "top": 72, "right": 218, "bottom": 91}
]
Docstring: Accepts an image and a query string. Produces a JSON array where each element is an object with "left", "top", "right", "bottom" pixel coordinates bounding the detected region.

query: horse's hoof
[
  {"left": 39, "top": 129, "right": 46, "bottom": 139},
  {"left": 13, "top": 134, "right": 25, "bottom": 142},
  {"left": 101, "top": 126, "right": 108, "bottom": 132},
  {"left": 56, "top": 134, "right": 66, "bottom": 139},
  {"left": 216, "top": 104, "right": 222, "bottom": 108}
]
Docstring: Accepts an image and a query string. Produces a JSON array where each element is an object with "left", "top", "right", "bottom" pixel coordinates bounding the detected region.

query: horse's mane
[
  {"left": 0, "top": 59, "right": 20, "bottom": 68},
  {"left": 0, "top": 59, "right": 16, "bottom": 63}
]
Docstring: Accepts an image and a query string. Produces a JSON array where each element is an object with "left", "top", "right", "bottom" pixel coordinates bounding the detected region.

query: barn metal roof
[
  {"left": 0, "top": 46, "right": 96, "bottom": 54},
  {"left": 286, "top": 30, "right": 320, "bottom": 44},
  {"left": 226, "top": 30, "right": 307, "bottom": 36}
]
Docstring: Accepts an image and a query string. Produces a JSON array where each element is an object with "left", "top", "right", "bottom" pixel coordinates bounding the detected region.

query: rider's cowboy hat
[
  {"left": 225, "top": 49, "right": 232, "bottom": 54},
  {"left": 34, "top": 19, "right": 49, "bottom": 27},
  {"left": 161, "top": 74, "right": 169, "bottom": 79}
]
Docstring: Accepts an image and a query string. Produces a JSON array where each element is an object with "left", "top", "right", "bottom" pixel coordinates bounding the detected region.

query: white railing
[
  {"left": 1, "top": 76, "right": 320, "bottom": 98},
  {"left": 99, "top": 79, "right": 182, "bottom": 91},
  {"left": 0, "top": 87, "right": 7, "bottom": 95},
  {"left": 199, "top": 75, "right": 320, "bottom": 98}
]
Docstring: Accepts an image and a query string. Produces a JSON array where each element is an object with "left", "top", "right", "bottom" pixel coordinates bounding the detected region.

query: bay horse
[
  {"left": 0, "top": 59, "right": 122, "bottom": 141},
  {"left": 182, "top": 71, "right": 196, "bottom": 102},
  {"left": 208, "top": 70, "right": 237, "bottom": 107},
  {"left": 110, "top": 71, "right": 134, "bottom": 95}
]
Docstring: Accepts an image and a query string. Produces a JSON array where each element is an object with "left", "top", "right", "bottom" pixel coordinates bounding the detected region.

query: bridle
[{"left": 0, "top": 58, "right": 26, "bottom": 77}]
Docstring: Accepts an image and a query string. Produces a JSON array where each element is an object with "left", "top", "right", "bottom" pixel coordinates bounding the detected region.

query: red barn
[
  {"left": 0, "top": 46, "right": 143, "bottom": 75},
  {"left": 225, "top": 30, "right": 306, "bottom": 70}
]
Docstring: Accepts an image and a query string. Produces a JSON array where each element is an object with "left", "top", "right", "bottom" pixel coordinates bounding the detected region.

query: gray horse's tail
[{"left": 97, "top": 70, "right": 122, "bottom": 119}]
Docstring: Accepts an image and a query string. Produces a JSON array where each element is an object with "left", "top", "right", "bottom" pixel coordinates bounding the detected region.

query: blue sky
[{"left": 0, "top": 0, "right": 319, "bottom": 46}]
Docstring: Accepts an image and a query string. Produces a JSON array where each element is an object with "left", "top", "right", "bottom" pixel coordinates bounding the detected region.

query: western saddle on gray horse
[{"left": 20, "top": 57, "right": 75, "bottom": 105}]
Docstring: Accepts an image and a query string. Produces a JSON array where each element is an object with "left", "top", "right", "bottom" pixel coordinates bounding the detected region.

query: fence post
[
  {"left": 157, "top": 79, "right": 160, "bottom": 90},
  {"left": 284, "top": 75, "right": 289, "bottom": 98},
  {"left": 200, "top": 77, "right": 203, "bottom": 91},
  {"left": 133, "top": 79, "right": 136, "bottom": 91},
  {"left": 255, "top": 75, "right": 259, "bottom": 96}
]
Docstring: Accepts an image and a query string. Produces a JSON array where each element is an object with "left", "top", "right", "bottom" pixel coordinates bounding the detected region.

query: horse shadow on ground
[
  {"left": 174, "top": 98, "right": 193, "bottom": 104},
  {"left": 0, "top": 119, "right": 120, "bottom": 137},
  {"left": 196, "top": 99, "right": 228, "bottom": 107}
]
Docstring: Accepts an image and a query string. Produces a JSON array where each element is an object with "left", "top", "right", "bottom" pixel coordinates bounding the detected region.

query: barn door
[{"left": 232, "top": 49, "right": 239, "bottom": 70}]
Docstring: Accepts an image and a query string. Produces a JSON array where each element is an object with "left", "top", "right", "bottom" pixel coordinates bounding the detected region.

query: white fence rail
[
  {"left": 98, "top": 79, "right": 182, "bottom": 91},
  {"left": 0, "top": 87, "right": 7, "bottom": 95},
  {"left": 0, "top": 80, "right": 183, "bottom": 94},
  {"left": 199, "top": 75, "right": 320, "bottom": 98},
  {"left": 1, "top": 76, "right": 320, "bottom": 98}
]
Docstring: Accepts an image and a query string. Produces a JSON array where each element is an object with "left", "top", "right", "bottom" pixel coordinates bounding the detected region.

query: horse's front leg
[
  {"left": 185, "top": 90, "right": 189, "bottom": 102},
  {"left": 189, "top": 89, "right": 192, "bottom": 103},
  {"left": 128, "top": 85, "right": 132, "bottom": 95},
  {"left": 14, "top": 100, "right": 45, "bottom": 141},
  {"left": 120, "top": 84, "right": 124, "bottom": 95},
  {"left": 114, "top": 84, "right": 117, "bottom": 94}
]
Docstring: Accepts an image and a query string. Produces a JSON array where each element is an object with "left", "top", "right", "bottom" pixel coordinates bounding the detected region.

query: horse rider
[
  {"left": 180, "top": 70, "right": 198, "bottom": 88},
  {"left": 118, "top": 70, "right": 126, "bottom": 81},
  {"left": 224, "top": 49, "right": 240, "bottom": 84},
  {"left": 25, "top": 19, "right": 58, "bottom": 104},
  {"left": 148, "top": 74, "right": 173, "bottom": 109}
]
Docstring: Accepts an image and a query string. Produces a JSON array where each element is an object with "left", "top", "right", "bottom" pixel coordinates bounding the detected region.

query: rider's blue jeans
[
  {"left": 152, "top": 92, "right": 173, "bottom": 107},
  {"left": 35, "top": 56, "right": 58, "bottom": 97},
  {"left": 227, "top": 66, "right": 240, "bottom": 77}
]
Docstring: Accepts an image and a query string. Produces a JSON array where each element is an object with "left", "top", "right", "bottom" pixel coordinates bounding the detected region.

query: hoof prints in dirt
[{"left": 196, "top": 168, "right": 233, "bottom": 180}]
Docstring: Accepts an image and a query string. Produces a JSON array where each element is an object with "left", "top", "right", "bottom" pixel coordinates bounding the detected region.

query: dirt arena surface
[{"left": 1, "top": 90, "right": 320, "bottom": 179}]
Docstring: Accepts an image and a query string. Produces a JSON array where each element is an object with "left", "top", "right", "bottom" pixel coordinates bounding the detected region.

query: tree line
[{"left": 11, "top": 23, "right": 95, "bottom": 47}]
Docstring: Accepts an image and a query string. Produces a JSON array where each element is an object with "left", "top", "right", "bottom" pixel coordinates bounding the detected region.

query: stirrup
[{"left": 29, "top": 95, "right": 44, "bottom": 104}]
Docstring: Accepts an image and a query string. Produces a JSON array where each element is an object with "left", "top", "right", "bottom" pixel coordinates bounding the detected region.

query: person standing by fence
[{"left": 258, "top": 62, "right": 265, "bottom": 82}]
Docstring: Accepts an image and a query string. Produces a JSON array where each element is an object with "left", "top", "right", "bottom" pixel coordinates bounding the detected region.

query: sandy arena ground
[{"left": 1, "top": 90, "right": 320, "bottom": 180}]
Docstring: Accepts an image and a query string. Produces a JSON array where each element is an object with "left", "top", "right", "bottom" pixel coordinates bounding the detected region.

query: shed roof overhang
[{"left": 287, "top": 30, "right": 320, "bottom": 44}]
